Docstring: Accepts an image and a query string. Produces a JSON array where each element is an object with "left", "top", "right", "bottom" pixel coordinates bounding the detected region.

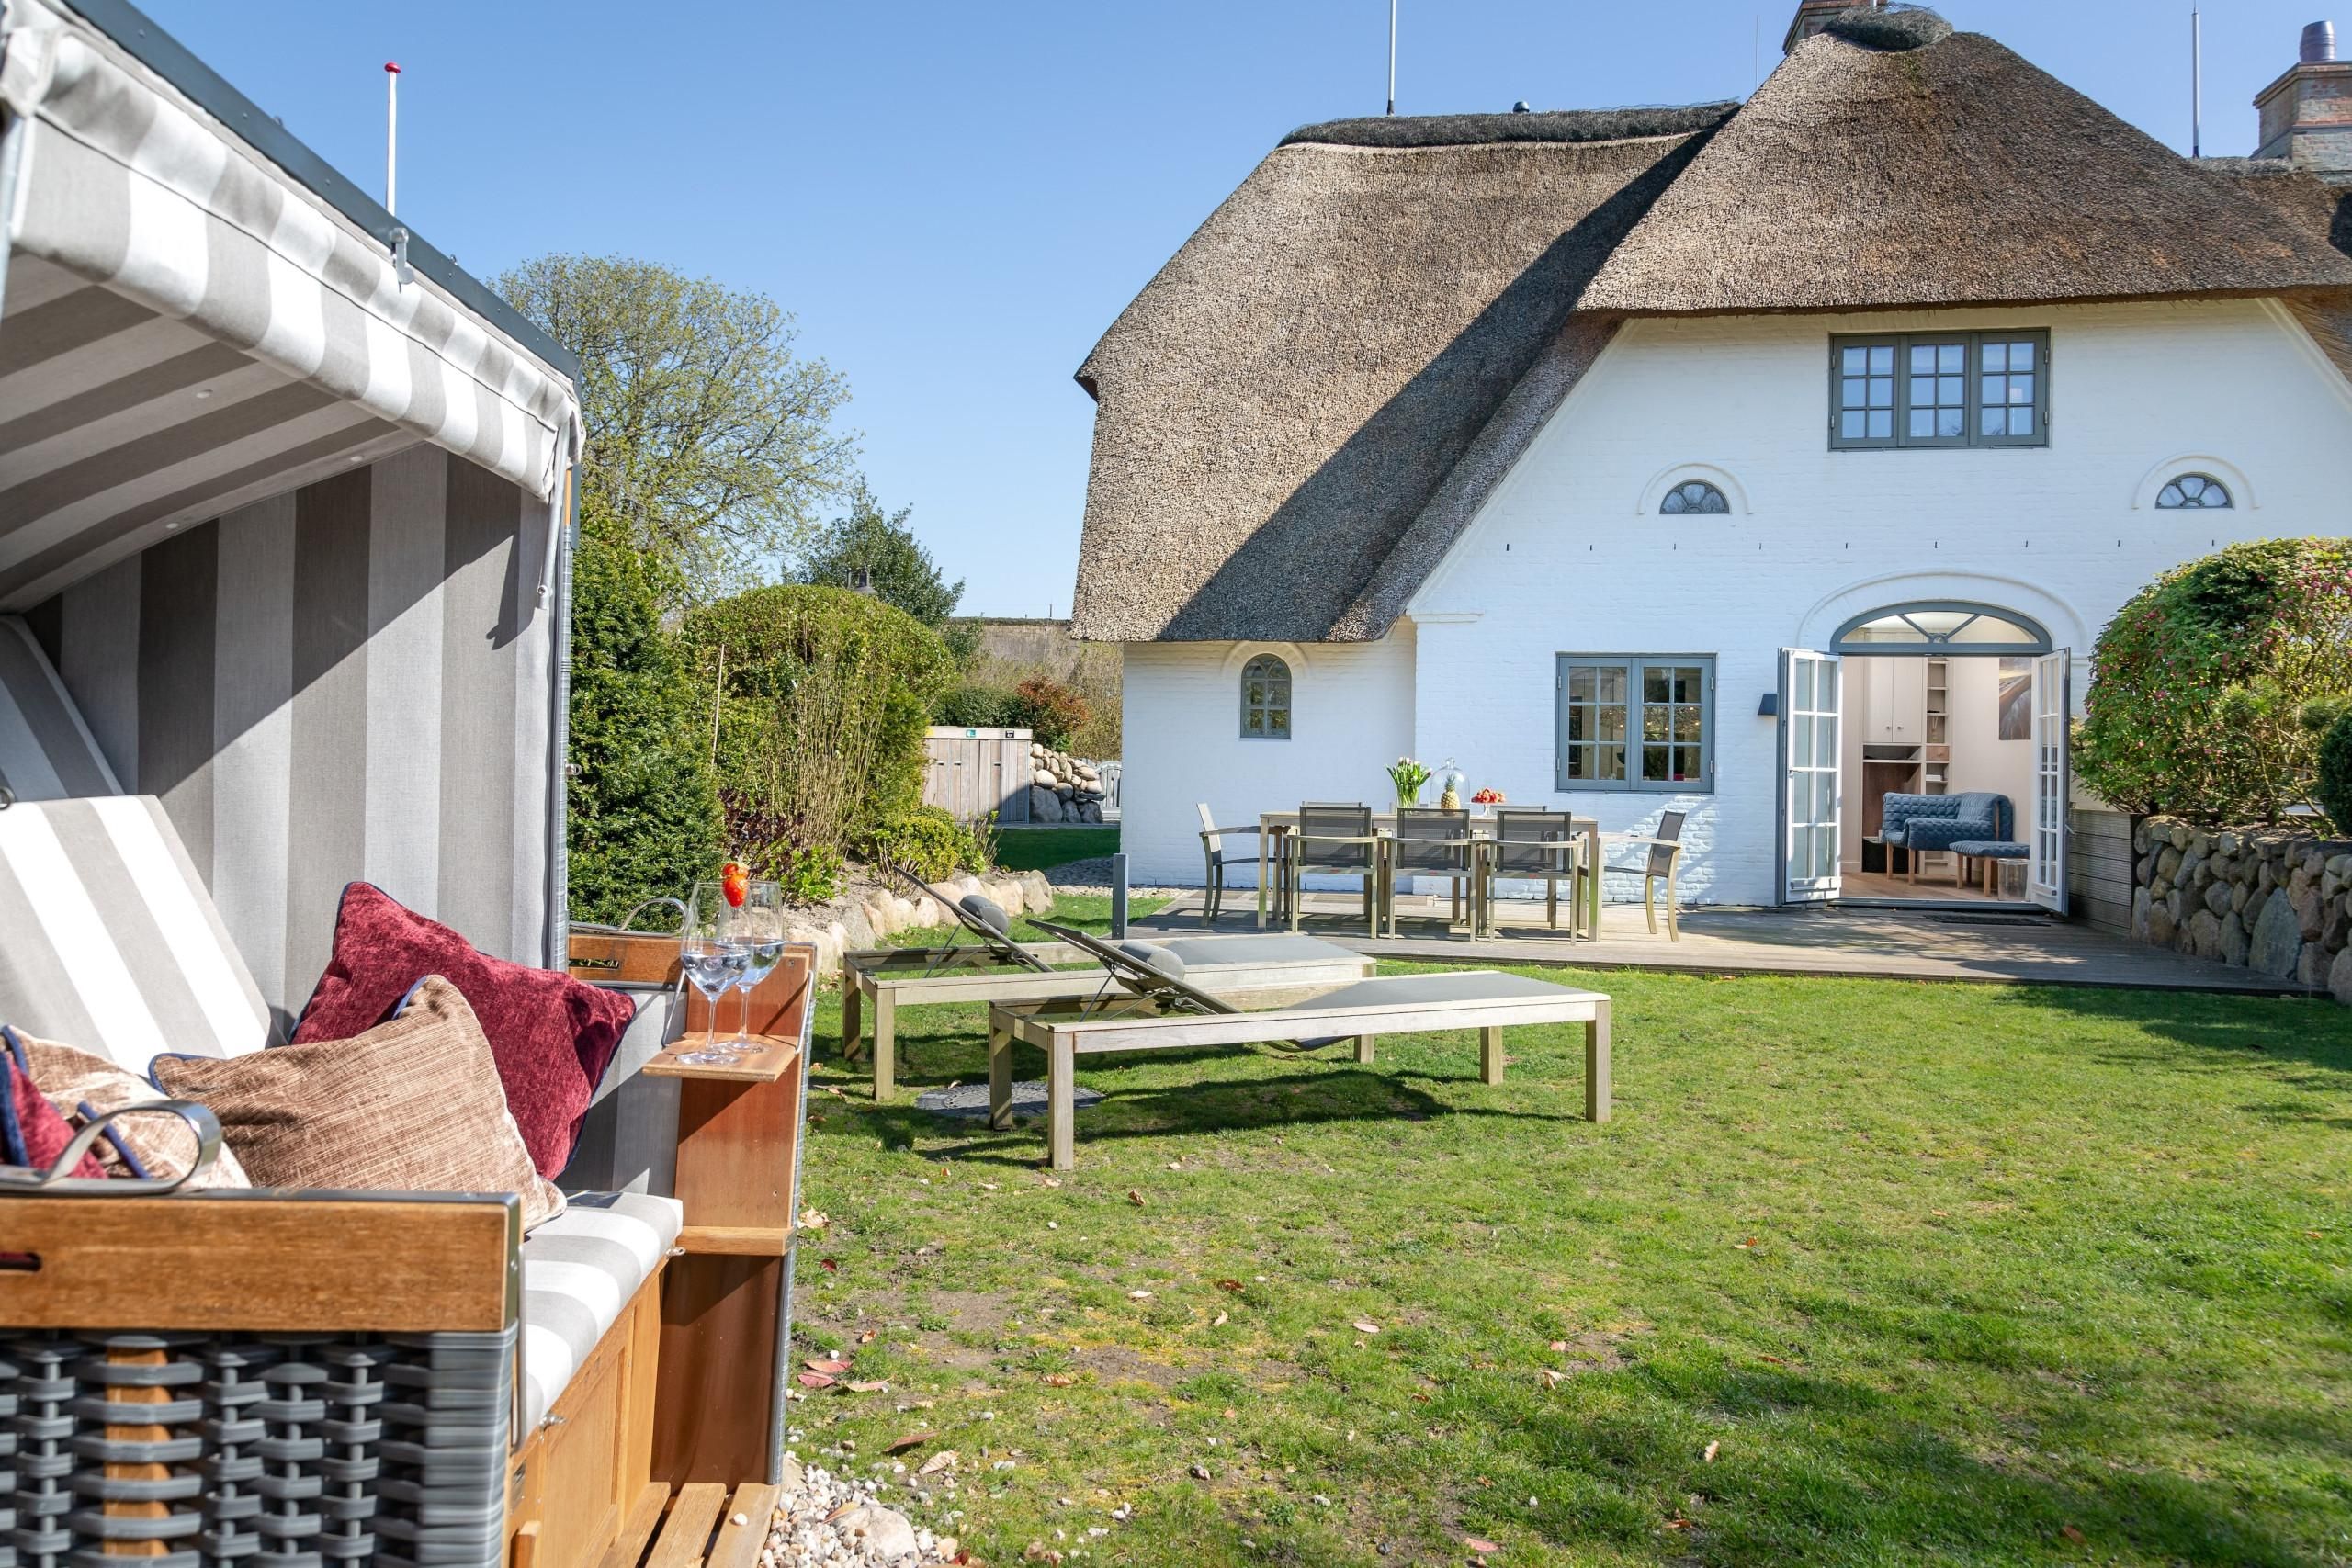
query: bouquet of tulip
[{"left": 1386, "top": 756, "right": 1432, "bottom": 809}]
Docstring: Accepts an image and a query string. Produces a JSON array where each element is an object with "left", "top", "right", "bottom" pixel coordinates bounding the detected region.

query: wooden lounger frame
[
  {"left": 987, "top": 976, "right": 1611, "bottom": 1169},
  {"left": 842, "top": 935, "right": 1375, "bottom": 1099}
]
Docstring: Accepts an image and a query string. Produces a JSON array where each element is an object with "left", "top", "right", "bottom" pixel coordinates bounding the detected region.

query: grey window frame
[
  {"left": 1829, "top": 600, "right": 2052, "bottom": 656},
  {"left": 1554, "top": 654, "right": 1715, "bottom": 795},
  {"left": 1238, "top": 654, "right": 1292, "bottom": 740},
  {"left": 2154, "top": 472, "right": 2233, "bottom": 509},
  {"left": 1828, "top": 330, "right": 2051, "bottom": 451}
]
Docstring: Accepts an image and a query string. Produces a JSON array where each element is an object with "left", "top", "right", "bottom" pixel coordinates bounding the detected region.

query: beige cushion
[
  {"left": 153, "top": 976, "right": 563, "bottom": 1229},
  {"left": 18, "top": 1032, "right": 250, "bottom": 1189}
]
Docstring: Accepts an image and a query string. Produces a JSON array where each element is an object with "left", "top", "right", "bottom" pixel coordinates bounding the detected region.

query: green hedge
[
  {"left": 2075, "top": 538, "right": 2352, "bottom": 823},
  {"left": 565, "top": 519, "right": 723, "bottom": 923},
  {"left": 680, "top": 586, "right": 956, "bottom": 885}
]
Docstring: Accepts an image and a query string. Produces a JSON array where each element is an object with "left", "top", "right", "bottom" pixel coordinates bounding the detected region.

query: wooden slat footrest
[{"left": 597, "top": 1481, "right": 777, "bottom": 1567}]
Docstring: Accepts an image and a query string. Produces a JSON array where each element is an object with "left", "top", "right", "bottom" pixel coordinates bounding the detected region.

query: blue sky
[{"left": 141, "top": 1, "right": 2325, "bottom": 615}]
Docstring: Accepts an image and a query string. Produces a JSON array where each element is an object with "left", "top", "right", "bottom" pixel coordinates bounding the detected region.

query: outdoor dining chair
[
  {"left": 1386, "top": 807, "right": 1476, "bottom": 937},
  {"left": 1484, "top": 809, "right": 1584, "bottom": 935},
  {"left": 1196, "top": 803, "right": 1261, "bottom": 925},
  {"left": 1602, "top": 808, "right": 1688, "bottom": 940},
  {"left": 1287, "top": 801, "right": 1381, "bottom": 937}
]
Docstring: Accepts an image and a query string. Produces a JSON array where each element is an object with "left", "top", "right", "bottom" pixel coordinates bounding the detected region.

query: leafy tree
[
  {"left": 2075, "top": 538, "right": 2352, "bottom": 823},
  {"left": 798, "top": 480, "right": 978, "bottom": 663},
  {"left": 679, "top": 587, "right": 956, "bottom": 877},
  {"left": 563, "top": 513, "right": 723, "bottom": 921},
  {"left": 498, "top": 254, "right": 854, "bottom": 598}
]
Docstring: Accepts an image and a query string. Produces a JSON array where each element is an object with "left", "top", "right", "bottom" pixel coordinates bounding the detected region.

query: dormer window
[
  {"left": 1658, "top": 480, "right": 1729, "bottom": 515},
  {"left": 2155, "top": 473, "right": 2233, "bottom": 509},
  {"left": 1830, "top": 332, "right": 2049, "bottom": 450}
]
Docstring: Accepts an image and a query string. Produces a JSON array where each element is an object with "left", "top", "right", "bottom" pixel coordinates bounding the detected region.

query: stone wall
[
  {"left": 1028, "top": 742, "right": 1108, "bottom": 823},
  {"left": 788, "top": 867, "right": 1056, "bottom": 980},
  {"left": 2132, "top": 816, "right": 2352, "bottom": 998}
]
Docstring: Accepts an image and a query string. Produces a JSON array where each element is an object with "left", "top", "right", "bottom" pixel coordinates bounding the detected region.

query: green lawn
[
  {"left": 792, "top": 929, "right": 2352, "bottom": 1565},
  {"left": 993, "top": 825, "right": 1122, "bottom": 873}
]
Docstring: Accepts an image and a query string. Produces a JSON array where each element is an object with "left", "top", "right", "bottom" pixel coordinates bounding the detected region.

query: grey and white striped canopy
[{"left": 0, "top": 0, "right": 579, "bottom": 611}]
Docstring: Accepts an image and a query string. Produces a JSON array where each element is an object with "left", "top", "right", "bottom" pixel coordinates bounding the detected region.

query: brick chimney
[
  {"left": 2254, "top": 20, "right": 2352, "bottom": 169},
  {"left": 1783, "top": 0, "right": 1880, "bottom": 54}
]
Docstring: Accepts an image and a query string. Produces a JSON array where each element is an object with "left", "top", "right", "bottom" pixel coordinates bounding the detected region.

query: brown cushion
[
  {"left": 19, "top": 1032, "right": 249, "bottom": 1190},
  {"left": 153, "top": 976, "right": 564, "bottom": 1230}
]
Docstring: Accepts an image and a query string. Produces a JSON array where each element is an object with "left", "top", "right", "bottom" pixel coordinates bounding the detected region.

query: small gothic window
[
  {"left": 2155, "top": 473, "right": 2232, "bottom": 510},
  {"left": 1240, "top": 655, "right": 1291, "bottom": 739},
  {"left": 1658, "top": 480, "right": 1729, "bottom": 515}
]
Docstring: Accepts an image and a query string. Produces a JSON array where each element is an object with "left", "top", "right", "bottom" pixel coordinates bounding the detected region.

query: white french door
[
  {"left": 2029, "top": 649, "right": 2071, "bottom": 913},
  {"left": 1780, "top": 648, "right": 1842, "bottom": 903}
]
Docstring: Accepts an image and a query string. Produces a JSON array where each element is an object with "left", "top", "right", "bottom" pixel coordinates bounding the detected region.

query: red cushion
[
  {"left": 293, "top": 883, "right": 631, "bottom": 1177},
  {"left": 3, "top": 1025, "right": 105, "bottom": 1179}
]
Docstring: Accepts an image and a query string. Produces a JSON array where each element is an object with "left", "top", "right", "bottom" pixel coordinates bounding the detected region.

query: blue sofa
[{"left": 1881, "top": 792, "right": 2017, "bottom": 882}]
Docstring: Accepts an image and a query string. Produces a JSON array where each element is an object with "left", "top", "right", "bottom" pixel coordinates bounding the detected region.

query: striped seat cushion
[
  {"left": 517, "top": 1190, "right": 683, "bottom": 1432},
  {"left": 0, "top": 795, "right": 276, "bottom": 1071},
  {"left": 0, "top": 616, "right": 120, "bottom": 802}
]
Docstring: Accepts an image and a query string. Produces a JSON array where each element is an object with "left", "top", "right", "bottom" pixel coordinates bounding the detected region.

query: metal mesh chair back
[
  {"left": 1391, "top": 807, "right": 1470, "bottom": 874},
  {"left": 1295, "top": 802, "right": 1374, "bottom": 874},
  {"left": 1647, "top": 810, "right": 1687, "bottom": 878},
  {"left": 1492, "top": 810, "right": 1578, "bottom": 875}
]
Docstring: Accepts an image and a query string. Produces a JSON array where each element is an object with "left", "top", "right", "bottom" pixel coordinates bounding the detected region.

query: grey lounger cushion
[
  {"left": 519, "top": 1190, "right": 684, "bottom": 1431},
  {"left": 959, "top": 894, "right": 1012, "bottom": 935},
  {"left": 1272, "top": 970, "right": 1581, "bottom": 1013},
  {"left": 1154, "top": 934, "right": 1361, "bottom": 970}
]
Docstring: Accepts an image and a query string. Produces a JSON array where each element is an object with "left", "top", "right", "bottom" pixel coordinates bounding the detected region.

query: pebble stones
[{"left": 761, "top": 1454, "right": 959, "bottom": 1567}]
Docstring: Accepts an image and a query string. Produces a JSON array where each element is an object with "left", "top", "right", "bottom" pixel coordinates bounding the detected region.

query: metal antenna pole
[
  {"left": 1386, "top": 0, "right": 1397, "bottom": 115},
  {"left": 2190, "top": 7, "right": 2202, "bottom": 158},
  {"left": 384, "top": 62, "right": 401, "bottom": 213}
]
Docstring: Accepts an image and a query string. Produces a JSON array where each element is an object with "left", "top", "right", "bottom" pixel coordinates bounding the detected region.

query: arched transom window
[
  {"left": 1658, "top": 480, "right": 1730, "bottom": 515},
  {"left": 1831, "top": 602, "right": 2052, "bottom": 655},
  {"left": 1240, "top": 655, "right": 1292, "bottom": 739},
  {"left": 2155, "top": 473, "right": 2233, "bottom": 510}
]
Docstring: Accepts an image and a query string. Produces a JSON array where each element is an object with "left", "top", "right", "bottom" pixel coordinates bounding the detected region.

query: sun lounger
[
  {"left": 990, "top": 921, "right": 1611, "bottom": 1168},
  {"left": 842, "top": 884, "right": 1374, "bottom": 1098}
]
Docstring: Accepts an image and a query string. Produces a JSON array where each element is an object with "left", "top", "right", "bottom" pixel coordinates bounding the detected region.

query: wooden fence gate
[{"left": 923, "top": 727, "right": 1033, "bottom": 823}]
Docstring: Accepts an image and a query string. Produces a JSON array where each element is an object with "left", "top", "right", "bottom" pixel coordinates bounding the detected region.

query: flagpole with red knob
[{"left": 383, "top": 62, "right": 401, "bottom": 215}]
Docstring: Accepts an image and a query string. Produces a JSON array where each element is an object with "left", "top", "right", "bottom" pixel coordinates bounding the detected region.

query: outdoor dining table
[{"left": 1252, "top": 810, "right": 1603, "bottom": 939}]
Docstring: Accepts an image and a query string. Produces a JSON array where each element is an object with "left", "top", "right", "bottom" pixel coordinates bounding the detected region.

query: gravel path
[
  {"left": 1038, "top": 855, "right": 1180, "bottom": 897},
  {"left": 762, "top": 1450, "right": 960, "bottom": 1566}
]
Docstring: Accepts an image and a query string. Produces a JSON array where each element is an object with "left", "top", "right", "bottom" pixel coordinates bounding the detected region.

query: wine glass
[
  {"left": 676, "top": 880, "right": 750, "bottom": 1066},
  {"left": 729, "top": 881, "right": 786, "bottom": 1049}
]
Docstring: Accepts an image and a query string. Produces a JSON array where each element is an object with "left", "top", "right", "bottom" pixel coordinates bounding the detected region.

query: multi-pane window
[
  {"left": 1658, "top": 480, "right": 1729, "bottom": 515},
  {"left": 1239, "top": 654, "right": 1291, "bottom": 739},
  {"left": 1831, "top": 331, "right": 2049, "bottom": 449},
  {"left": 1555, "top": 656, "right": 1714, "bottom": 794},
  {"left": 2155, "top": 472, "right": 2232, "bottom": 509}
]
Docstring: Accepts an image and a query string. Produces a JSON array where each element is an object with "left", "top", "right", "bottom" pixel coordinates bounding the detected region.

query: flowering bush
[{"left": 2074, "top": 538, "right": 2352, "bottom": 823}]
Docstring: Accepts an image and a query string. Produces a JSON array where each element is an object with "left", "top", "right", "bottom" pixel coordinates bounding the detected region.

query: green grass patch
[
  {"left": 794, "top": 944, "right": 2352, "bottom": 1565},
  {"left": 993, "top": 826, "right": 1121, "bottom": 872}
]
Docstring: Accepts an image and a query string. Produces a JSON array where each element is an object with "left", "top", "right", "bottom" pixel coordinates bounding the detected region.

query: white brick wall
[
  {"left": 1116, "top": 299, "right": 2352, "bottom": 902},
  {"left": 1120, "top": 630, "right": 1414, "bottom": 887}
]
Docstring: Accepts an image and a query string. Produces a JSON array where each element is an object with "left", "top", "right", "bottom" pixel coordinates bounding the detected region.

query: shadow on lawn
[
  {"left": 1999, "top": 986, "right": 2352, "bottom": 1076},
  {"left": 848, "top": 1059, "right": 1582, "bottom": 1164},
  {"left": 1594, "top": 1360, "right": 2331, "bottom": 1565}
]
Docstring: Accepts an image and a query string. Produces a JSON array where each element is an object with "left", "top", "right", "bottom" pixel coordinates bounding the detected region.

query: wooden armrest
[
  {"left": 0, "top": 1190, "right": 518, "bottom": 1332},
  {"left": 1201, "top": 825, "right": 1262, "bottom": 839}
]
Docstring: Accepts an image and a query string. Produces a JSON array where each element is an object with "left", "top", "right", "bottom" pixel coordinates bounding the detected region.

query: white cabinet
[{"left": 1866, "top": 658, "right": 1927, "bottom": 744}]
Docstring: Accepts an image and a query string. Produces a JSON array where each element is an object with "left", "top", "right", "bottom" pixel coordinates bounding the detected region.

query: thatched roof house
[{"left": 1071, "top": 9, "right": 2352, "bottom": 646}]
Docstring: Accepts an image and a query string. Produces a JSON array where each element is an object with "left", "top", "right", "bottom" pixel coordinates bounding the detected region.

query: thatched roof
[
  {"left": 1580, "top": 28, "right": 2352, "bottom": 315},
  {"left": 1073, "top": 18, "right": 2352, "bottom": 644},
  {"left": 1072, "top": 125, "right": 1716, "bottom": 643}
]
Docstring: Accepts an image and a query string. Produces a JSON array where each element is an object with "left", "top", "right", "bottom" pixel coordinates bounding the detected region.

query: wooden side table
[{"left": 640, "top": 953, "right": 814, "bottom": 1489}]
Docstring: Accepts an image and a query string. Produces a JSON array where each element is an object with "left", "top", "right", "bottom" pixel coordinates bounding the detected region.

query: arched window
[
  {"left": 1830, "top": 602, "right": 2052, "bottom": 656},
  {"left": 1658, "top": 480, "right": 1730, "bottom": 515},
  {"left": 2155, "top": 473, "right": 2233, "bottom": 510},
  {"left": 1239, "top": 655, "right": 1291, "bottom": 739}
]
